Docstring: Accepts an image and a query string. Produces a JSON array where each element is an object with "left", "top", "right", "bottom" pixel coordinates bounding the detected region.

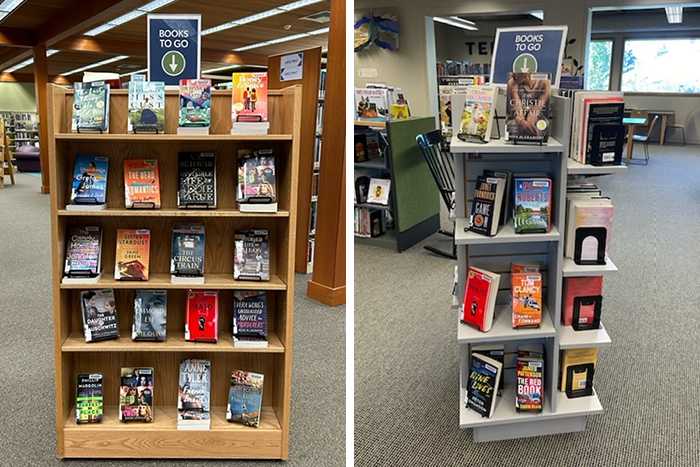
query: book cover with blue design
[
  {"left": 73, "top": 81, "right": 110, "bottom": 132},
  {"left": 233, "top": 291, "right": 267, "bottom": 337},
  {"left": 70, "top": 155, "right": 109, "bottom": 204},
  {"left": 513, "top": 178, "right": 552, "bottom": 233},
  {"left": 179, "top": 79, "right": 211, "bottom": 127},
  {"left": 466, "top": 353, "right": 502, "bottom": 418},
  {"left": 226, "top": 370, "right": 264, "bottom": 427},
  {"left": 132, "top": 290, "right": 167, "bottom": 341},
  {"left": 128, "top": 81, "right": 165, "bottom": 133}
]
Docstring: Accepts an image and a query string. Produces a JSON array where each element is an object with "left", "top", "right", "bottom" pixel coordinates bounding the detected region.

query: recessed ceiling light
[
  {"left": 202, "top": 0, "right": 325, "bottom": 35},
  {"left": 233, "top": 27, "right": 328, "bottom": 52},
  {"left": 84, "top": 0, "right": 179, "bottom": 36},
  {"left": 433, "top": 16, "right": 478, "bottom": 31},
  {"left": 665, "top": 6, "right": 682, "bottom": 24}
]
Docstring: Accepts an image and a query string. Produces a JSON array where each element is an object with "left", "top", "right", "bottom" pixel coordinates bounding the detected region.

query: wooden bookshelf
[{"left": 47, "top": 85, "right": 301, "bottom": 459}]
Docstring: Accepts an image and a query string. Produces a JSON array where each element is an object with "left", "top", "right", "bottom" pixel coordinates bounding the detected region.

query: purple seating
[{"left": 14, "top": 144, "right": 41, "bottom": 172}]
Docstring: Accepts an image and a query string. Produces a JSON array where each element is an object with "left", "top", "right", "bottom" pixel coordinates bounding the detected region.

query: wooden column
[
  {"left": 307, "top": 0, "right": 345, "bottom": 306},
  {"left": 33, "top": 42, "right": 50, "bottom": 194}
]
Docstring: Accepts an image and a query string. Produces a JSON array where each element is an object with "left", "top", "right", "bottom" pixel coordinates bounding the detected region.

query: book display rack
[
  {"left": 47, "top": 85, "right": 301, "bottom": 458},
  {"left": 452, "top": 95, "right": 624, "bottom": 442}
]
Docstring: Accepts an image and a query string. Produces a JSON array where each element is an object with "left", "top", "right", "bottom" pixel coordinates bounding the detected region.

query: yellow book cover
[
  {"left": 390, "top": 104, "right": 409, "bottom": 120},
  {"left": 560, "top": 348, "right": 598, "bottom": 391},
  {"left": 114, "top": 229, "right": 150, "bottom": 280}
]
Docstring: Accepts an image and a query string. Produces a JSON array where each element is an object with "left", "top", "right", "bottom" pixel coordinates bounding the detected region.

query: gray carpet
[
  {"left": 355, "top": 144, "right": 700, "bottom": 467},
  {"left": 0, "top": 173, "right": 345, "bottom": 466}
]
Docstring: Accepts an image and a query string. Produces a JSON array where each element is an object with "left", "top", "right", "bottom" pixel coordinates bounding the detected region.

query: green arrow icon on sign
[
  {"left": 161, "top": 50, "right": 186, "bottom": 76},
  {"left": 513, "top": 53, "right": 538, "bottom": 73}
]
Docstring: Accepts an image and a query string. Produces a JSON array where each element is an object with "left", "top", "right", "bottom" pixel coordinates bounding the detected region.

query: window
[
  {"left": 621, "top": 39, "right": 700, "bottom": 93},
  {"left": 586, "top": 40, "right": 612, "bottom": 90}
]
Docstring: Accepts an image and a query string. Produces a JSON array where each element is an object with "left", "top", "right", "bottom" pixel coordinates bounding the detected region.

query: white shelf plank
[
  {"left": 558, "top": 323, "right": 612, "bottom": 349},
  {"left": 450, "top": 136, "right": 564, "bottom": 154},
  {"left": 567, "top": 159, "right": 627, "bottom": 175},
  {"left": 455, "top": 219, "right": 560, "bottom": 245},
  {"left": 554, "top": 389, "right": 603, "bottom": 417},
  {"left": 457, "top": 305, "right": 556, "bottom": 344},
  {"left": 562, "top": 258, "right": 618, "bottom": 277}
]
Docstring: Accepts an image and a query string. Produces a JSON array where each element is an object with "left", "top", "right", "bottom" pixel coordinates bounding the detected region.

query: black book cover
[
  {"left": 233, "top": 291, "right": 268, "bottom": 337},
  {"left": 80, "top": 289, "right": 119, "bottom": 342},
  {"left": 119, "top": 367, "right": 154, "bottom": 422},
  {"left": 369, "top": 209, "right": 385, "bottom": 238},
  {"left": 483, "top": 170, "right": 511, "bottom": 225},
  {"left": 234, "top": 229, "right": 270, "bottom": 281},
  {"left": 76, "top": 373, "right": 103, "bottom": 423},
  {"left": 236, "top": 148, "right": 276, "bottom": 204},
  {"left": 505, "top": 72, "right": 551, "bottom": 142},
  {"left": 171, "top": 223, "right": 205, "bottom": 276},
  {"left": 586, "top": 103, "right": 624, "bottom": 165},
  {"left": 469, "top": 176, "right": 497, "bottom": 236},
  {"left": 466, "top": 353, "right": 500, "bottom": 417},
  {"left": 64, "top": 226, "right": 102, "bottom": 276},
  {"left": 132, "top": 290, "right": 167, "bottom": 341},
  {"left": 177, "top": 152, "right": 216, "bottom": 208}
]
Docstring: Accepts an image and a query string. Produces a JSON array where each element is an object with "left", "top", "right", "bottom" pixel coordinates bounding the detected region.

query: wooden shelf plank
[
  {"left": 55, "top": 133, "right": 293, "bottom": 142},
  {"left": 59, "top": 273, "right": 287, "bottom": 290},
  {"left": 62, "top": 330, "right": 284, "bottom": 353},
  {"left": 62, "top": 406, "right": 283, "bottom": 458},
  {"left": 450, "top": 136, "right": 564, "bottom": 154},
  {"left": 567, "top": 159, "right": 627, "bottom": 175},
  {"left": 562, "top": 258, "right": 618, "bottom": 277},
  {"left": 457, "top": 306, "right": 556, "bottom": 344},
  {"left": 354, "top": 120, "right": 386, "bottom": 128},
  {"left": 558, "top": 323, "right": 612, "bottom": 349},
  {"left": 455, "top": 219, "right": 560, "bottom": 246},
  {"left": 57, "top": 208, "right": 290, "bottom": 218}
]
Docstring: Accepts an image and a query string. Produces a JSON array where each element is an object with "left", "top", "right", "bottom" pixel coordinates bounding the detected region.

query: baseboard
[{"left": 307, "top": 280, "right": 346, "bottom": 306}]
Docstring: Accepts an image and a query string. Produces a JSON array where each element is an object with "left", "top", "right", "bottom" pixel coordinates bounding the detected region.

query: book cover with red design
[
  {"left": 185, "top": 290, "right": 219, "bottom": 343},
  {"left": 563, "top": 276, "right": 603, "bottom": 326},
  {"left": 124, "top": 159, "right": 161, "bottom": 209},
  {"left": 114, "top": 229, "right": 150, "bottom": 280},
  {"left": 232, "top": 72, "right": 268, "bottom": 122},
  {"left": 461, "top": 267, "right": 500, "bottom": 332}
]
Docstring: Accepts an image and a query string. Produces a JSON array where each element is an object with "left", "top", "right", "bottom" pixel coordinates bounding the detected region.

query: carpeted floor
[
  {"left": 0, "top": 173, "right": 345, "bottom": 467},
  {"left": 355, "top": 144, "right": 700, "bottom": 467}
]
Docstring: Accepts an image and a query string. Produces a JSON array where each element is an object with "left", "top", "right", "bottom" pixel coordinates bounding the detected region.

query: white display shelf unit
[
  {"left": 453, "top": 95, "right": 615, "bottom": 442},
  {"left": 567, "top": 158, "right": 627, "bottom": 175}
]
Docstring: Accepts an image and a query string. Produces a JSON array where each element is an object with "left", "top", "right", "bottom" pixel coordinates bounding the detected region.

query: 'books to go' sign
[{"left": 148, "top": 14, "right": 201, "bottom": 85}]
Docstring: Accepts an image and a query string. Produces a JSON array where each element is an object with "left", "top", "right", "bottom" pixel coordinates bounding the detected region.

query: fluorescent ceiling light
[
  {"left": 530, "top": 11, "right": 544, "bottom": 21},
  {"left": 3, "top": 49, "right": 60, "bottom": 73},
  {"left": 0, "top": 0, "right": 25, "bottom": 23},
  {"left": 433, "top": 16, "right": 478, "bottom": 31},
  {"left": 202, "top": 64, "right": 242, "bottom": 73},
  {"left": 84, "top": 0, "right": 178, "bottom": 36},
  {"left": 61, "top": 55, "right": 129, "bottom": 76},
  {"left": 119, "top": 68, "right": 148, "bottom": 77},
  {"left": 665, "top": 6, "right": 682, "bottom": 24},
  {"left": 202, "top": 0, "right": 325, "bottom": 35},
  {"left": 233, "top": 27, "right": 328, "bottom": 51}
]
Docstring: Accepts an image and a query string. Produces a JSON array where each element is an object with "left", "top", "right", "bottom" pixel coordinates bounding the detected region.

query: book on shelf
[
  {"left": 177, "top": 152, "right": 216, "bottom": 209},
  {"left": 80, "top": 289, "right": 119, "bottom": 342},
  {"left": 390, "top": 104, "right": 409, "bottom": 120},
  {"left": 76, "top": 373, "right": 103, "bottom": 424},
  {"left": 68, "top": 155, "right": 109, "bottom": 208},
  {"left": 63, "top": 226, "right": 102, "bottom": 279},
  {"left": 564, "top": 198, "right": 613, "bottom": 265},
  {"left": 227, "top": 370, "right": 264, "bottom": 427},
  {"left": 461, "top": 266, "right": 501, "bottom": 332},
  {"left": 458, "top": 85, "right": 497, "bottom": 142},
  {"left": 516, "top": 344, "right": 544, "bottom": 413},
  {"left": 178, "top": 359, "right": 211, "bottom": 430},
  {"left": 483, "top": 170, "right": 512, "bottom": 226},
  {"left": 233, "top": 291, "right": 268, "bottom": 348},
  {"left": 354, "top": 170, "right": 373, "bottom": 204},
  {"left": 355, "top": 88, "right": 389, "bottom": 121},
  {"left": 132, "top": 290, "right": 167, "bottom": 341},
  {"left": 319, "top": 69, "right": 326, "bottom": 98},
  {"left": 82, "top": 71, "right": 120, "bottom": 89},
  {"left": 354, "top": 134, "right": 368, "bottom": 163},
  {"left": 317, "top": 101, "right": 324, "bottom": 132},
  {"left": 468, "top": 175, "right": 505, "bottom": 236},
  {"left": 470, "top": 344, "right": 505, "bottom": 390},
  {"left": 513, "top": 176, "right": 552, "bottom": 234},
  {"left": 234, "top": 229, "right": 270, "bottom": 281},
  {"left": 236, "top": 148, "right": 277, "bottom": 212},
  {"left": 171, "top": 223, "right": 205, "bottom": 283},
  {"left": 563, "top": 276, "right": 603, "bottom": 329},
  {"left": 465, "top": 352, "right": 502, "bottom": 418},
  {"left": 366, "top": 133, "right": 381, "bottom": 159},
  {"left": 232, "top": 72, "right": 268, "bottom": 123},
  {"left": 307, "top": 238, "right": 315, "bottom": 266},
  {"left": 127, "top": 81, "right": 165, "bottom": 133},
  {"left": 438, "top": 85, "right": 468, "bottom": 136},
  {"left": 124, "top": 159, "right": 161, "bottom": 209},
  {"left": 119, "top": 367, "right": 154, "bottom": 422},
  {"left": 560, "top": 348, "right": 597, "bottom": 397},
  {"left": 366, "top": 178, "right": 391, "bottom": 205},
  {"left": 505, "top": 72, "right": 551, "bottom": 143},
  {"left": 185, "top": 290, "right": 219, "bottom": 343},
  {"left": 72, "top": 81, "right": 110, "bottom": 132},
  {"left": 570, "top": 91, "right": 624, "bottom": 164},
  {"left": 511, "top": 270, "right": 542, "bottom": 329},
  {"left": 114, "top": 229, "right": 150, "bottom": 281},
  {"left": 354, "top": 207, "right": 387, "bottom": 238},
  {"left": 178, "top": 79, "right": 211, "bottom": 135},
  {"left": 310, "top": 201, "right": 318, "bottom": 234}
]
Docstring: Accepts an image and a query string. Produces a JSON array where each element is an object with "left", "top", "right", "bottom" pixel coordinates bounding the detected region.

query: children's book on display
[{"left": 231, "top": 72, "right": 269, "bottom": 134}]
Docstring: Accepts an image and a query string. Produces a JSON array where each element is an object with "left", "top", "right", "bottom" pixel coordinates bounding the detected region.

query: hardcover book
[
  {"left": 236, "top": 148, "right": 276, "bottom": 204},
  {"left": 64, "top": 226, "right": 102, "bottom": 276},
  {"left": 560, "top": 348, "right": 597, "bottom": 393},
  {"left": 565, "top": 199, "right": 614, "bottom": 263},
  {"left": 132, "top": 290, "right": 167, "bottom": 341},
  {"left": 178, "top": 79, "right": 211, "bottom": 128},
  {"left": 511, "top": 272, "right": 542, "bottom": 328},
  {"left": 586, "top": 102, "right": 624, "bottom": 165},
  {"left": 563, "top": 276, "right": 603, "bottom": 327},
  {"left": 124, "top": 159, "right": 161, "bottom": 209},
  {"left": 233, "top": 291, "right": 268, "bottom": 338},
  {"left": 178, "top": 358, "right": 211, "bottom": 429},
  {"left": 73, "top": 81, "right": 110, "bottom": 132},
  {"left": 466, "top": 353, "right": 502, "bottom": 418},
  {"left": 232, "top": 72, "right": 268, "bottom": 122},
  {"left": 80, "top": 289, "right": 119, "bottom": 342},
  {"left": 114, "top": 229, "right": 150, "bottom": 281},
  {"left": 128, "top": 81, "right": 165, "bottom": 133},
  {"left": 459, "top": 85, "right": 497, "bottom": 142},
  {"left": 471, "top": 344, "right": 505, "bottom": 390},
  {"left": 76, "top": 373, "right": 103, "bottom": 423},
  {"left": 366, "top": 178, "right": 391, "bottom": 205},
  {"left": 171, "top": 223, "right": 205, "bottom": 277},
  {"left": 469, "top": 175, "right": 505, "bottom": 236},
  {"left": 185, "top": 290, "right": 219, "bottom": 343},
  {"left": 461, "top": 267, "right": 501, "bottom": 332},
  {"left": 234, "top": 229, "right": 270, "bottom": 281},
  {"left": 483, "top": 170, "right": 512, "bottom": 226},
  {"left": 505, "top": 72, "right": 551, "bottom": 142},
  {"left": 513, "top": 177, "right": 552, "bottom": 233},
  {"left": 70, "top": 155, "right": 109, "bottom": 205},
  {"left": 119, "top": 367, "right": 154, "bottom": 422},
  {"left": 177, "top": 152, "right": 216, "bottom": 208},
  {"left": 516, "top": 349, "right": 544, "bottom": 413},
  {"left": 227, "top": 370, "right": 264, "bottom": 426}
]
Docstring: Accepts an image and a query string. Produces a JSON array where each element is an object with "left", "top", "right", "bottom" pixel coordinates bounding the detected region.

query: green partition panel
[{"left": 386, "top": 117, "right": 441, "bottom": 234}]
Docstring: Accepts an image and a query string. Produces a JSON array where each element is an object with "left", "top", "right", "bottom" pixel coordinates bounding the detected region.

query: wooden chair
[
  {"left": 0, "top": 120, "right": 15, "bottom": 188},
  {"left": 664, "top": 110, "right": 692, "bottom": 145},
  {"left": 629, "top": 108, "right": 648, "bottom": 125},
  {"left": 630, "top": 115, "right": 659, "bottom": 165}
]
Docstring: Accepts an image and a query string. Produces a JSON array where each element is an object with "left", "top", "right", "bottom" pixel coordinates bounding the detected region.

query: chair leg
[
  {"left": 438, "top": 229, "right": 453, "bottom": 237},
  {"left": 682, "top": 128, "right": 686, "bottom": 146},
  {"left": 424, "top": 245, "right": 457, "bottom": 260},
  {"left": 644, "top": 142, "right": 649, "bottom": 165}
]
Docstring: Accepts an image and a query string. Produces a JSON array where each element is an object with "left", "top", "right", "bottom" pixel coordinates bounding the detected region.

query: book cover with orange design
[
  {"left": 124, "top": 159, "right": 161, "bottom": 209},
  {"left": 114, "top": 229, "right": 150, "bottom": 281},
  {"left": 511, "top": 272, "right": 542, "bottom": 328},
  {"left": 232, "top": 72, "right": 268, "bottom": 122}
]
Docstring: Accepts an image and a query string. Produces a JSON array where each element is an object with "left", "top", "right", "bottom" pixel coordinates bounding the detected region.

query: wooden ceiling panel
[{"left": 0, "top": 0, "right": 81, "bottom": 30}]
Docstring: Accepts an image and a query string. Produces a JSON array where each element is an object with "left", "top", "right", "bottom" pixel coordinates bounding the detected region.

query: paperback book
[
  {"left": 355, "top": 88, "right": 389, "bottom": 121},
  {"left": 233, "top": 291, "right": 268, "bottom": 348},
  {"left": 563, "top": 276, "right": 603, "bottom": 328},
  {"left": 132, "top": 290, "right": 167, "bottom": 341},
  {"left": 232, "top": 72, "right": 268, "bottom": 122},
  {"left": 366, "top": 178, "right": 391, "bottom": 205},
  {"left": 70, "top": 155, "right": 109, "bottom": 205},
  {"left": 127, "top": 81, "right": 165, "bottom": 133},
  {"left": 511, "top": 272, "right": 542, "bottom": 328},
  {"left": 124, "top": 159, "right": 161, "bottom": 209},
  {"left": 178, "top": 79, "right": 211, "bottom": 130},
  {"left": 73, "top": 81, "right": 110, "bottom": 132},
  {"left": 458, "top": 85, "right": 497, "bottom": 142},
  {"left": 227, "top": 370, "right": 264, "bottom": 427},
  {"left": 178, "top": 359, "right": 211, "bottom": 430},
  {"left": 513, "top": 177, "right": 552, "bottom": 233},
  {"left": 185, "top": 290, "right": 219, "bottom": 343},
  {"left": 114, "top": 229, "right": 150, "bottom": 281},
  {"left": 560, "top": 348, "right": 597, "bottom": 397},
  {"left": 64, "top": 226, "right": 102, "bottom": 277},
  {"left": 505, "top": 72, "right": 551, "bottom": 142},
  {"left": 236, "top": 148, "right": 276, "bottom": 208},
  {"left": 171, "top": 223, "right": 205, "bottom": 280},
  {"left": 177, "top": 152, "right": 216, "bottom": 208},
  {"left": 234, "top": 230, "right": 270, "bottom": 281},
  {"left": 516, "top": 345, "right": 544, "bottom": 412},
  {"left": 80, "top": 289, "right": 119, "bottom": 342},
  {"left": 466, "top": 352, "right": 502, "bottom": 418},
  {"left": 76, "top": 373, "right": 103, "bottom": 423},
  {"left": 119, "top": 367, "right": 154, "bottom": 422}
]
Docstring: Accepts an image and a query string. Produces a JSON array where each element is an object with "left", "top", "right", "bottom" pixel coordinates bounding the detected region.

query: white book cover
[
  {"left": 366, "top": 178, "right": 391, "bottom": 205},
  {"left": 355, "top": 88, "right": 389, "bottom": 121},
  {"left": 459, "top": 85, "right": 497, "bottom": 142}
]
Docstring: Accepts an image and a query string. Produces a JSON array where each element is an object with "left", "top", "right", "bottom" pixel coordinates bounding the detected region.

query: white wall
[{"left": 0, "top": 83, "right": 36, "bottom": 111}]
